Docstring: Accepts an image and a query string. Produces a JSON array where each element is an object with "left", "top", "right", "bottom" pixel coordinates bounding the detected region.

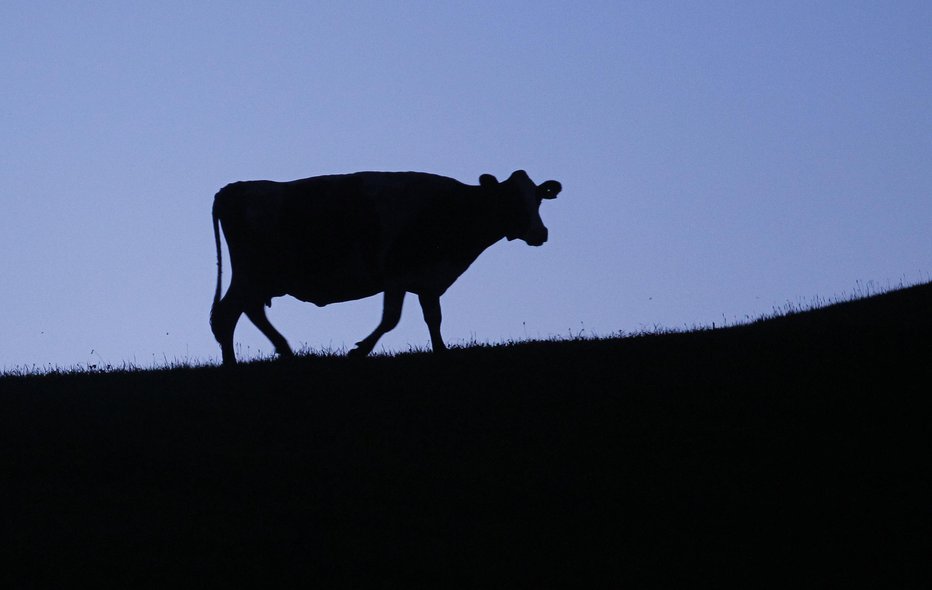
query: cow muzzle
[{"left": 524, "top": 225, "right": 548, "bottom": 247}]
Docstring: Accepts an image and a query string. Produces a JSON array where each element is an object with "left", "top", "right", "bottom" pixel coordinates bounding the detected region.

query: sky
[{"left": 1, "top": 1, "right": 929, "bottom": 370}]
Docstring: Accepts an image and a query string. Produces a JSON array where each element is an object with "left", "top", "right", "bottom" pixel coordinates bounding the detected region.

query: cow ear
[
  {"left": 479, "top": 174, "right": 498, "bottom": 187},
  {"left": 538, "top": 180, "right": 562, "bottom": 199}
]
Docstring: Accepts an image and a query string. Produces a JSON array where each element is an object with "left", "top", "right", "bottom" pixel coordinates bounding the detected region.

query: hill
[{"left": 1, "top": 282, "right": 929, "bottom": 586}]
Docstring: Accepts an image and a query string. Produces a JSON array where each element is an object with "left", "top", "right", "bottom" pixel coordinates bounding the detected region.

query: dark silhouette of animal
[{"left": 210, "top": 170, "right": 562, "bottom": 365}]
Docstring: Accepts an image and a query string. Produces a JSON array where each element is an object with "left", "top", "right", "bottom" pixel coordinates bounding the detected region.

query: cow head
[{"left": 480, "top": 170, "right": 562, "bottom": 246}]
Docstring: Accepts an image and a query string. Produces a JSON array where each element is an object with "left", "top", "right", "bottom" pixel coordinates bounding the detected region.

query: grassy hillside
[{"left": 2, "top": 282, "right": 929, "bottom": 586}]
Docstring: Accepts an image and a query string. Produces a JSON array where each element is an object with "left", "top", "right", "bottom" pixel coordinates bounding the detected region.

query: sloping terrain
[{"left": 1, "top": 282, "right": 929, "bottom": 586}]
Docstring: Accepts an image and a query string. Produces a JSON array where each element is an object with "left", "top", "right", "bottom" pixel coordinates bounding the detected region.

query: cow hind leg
[
  {"left": 244, "top": 303, "right": 294, "bottom": 360},
  {"left": 349, "top": 289, "right": 405, "bottom": 357},
  {"left": 211, "top": 289, "right": 245, "bottom": 366}
]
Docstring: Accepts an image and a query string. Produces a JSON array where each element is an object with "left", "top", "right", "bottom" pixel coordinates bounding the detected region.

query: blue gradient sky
[{"left": 2, "top": 2, "right": 929, "bottom": 370}]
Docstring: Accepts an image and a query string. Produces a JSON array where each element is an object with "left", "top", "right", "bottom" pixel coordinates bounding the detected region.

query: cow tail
[{"left": 212, "top": 196, "right": 224, "bottom": 312}]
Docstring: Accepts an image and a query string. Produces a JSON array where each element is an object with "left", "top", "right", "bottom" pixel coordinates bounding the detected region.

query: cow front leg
[
  {"left": 349, "top": 289, "right": 405, "bottom": 357},
  {"left": 418, "top": 293, "right": 447, "bottom": 353}
]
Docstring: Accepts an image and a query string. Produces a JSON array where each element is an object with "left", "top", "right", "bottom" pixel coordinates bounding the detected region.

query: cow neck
[{"left": 467, "top": 185, "right": 511, "bottom": 251}]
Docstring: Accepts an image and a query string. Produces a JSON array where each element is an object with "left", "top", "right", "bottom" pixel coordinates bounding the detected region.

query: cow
[{"left": 210, "top": 169, "right": 562, "bottom": 366}]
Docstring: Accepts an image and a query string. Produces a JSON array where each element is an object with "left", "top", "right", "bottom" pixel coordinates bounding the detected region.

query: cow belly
[
  {"left": 288, "top": 281, "right": 381, "bottom": 306},
  {"left": 283, "top": 261, "right": 383, "bottom": 306},
  {"left": 273, "top": 226, "right": 384, "bottom": 305}
]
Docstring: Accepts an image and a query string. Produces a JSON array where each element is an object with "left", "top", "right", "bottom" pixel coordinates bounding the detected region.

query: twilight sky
[{"left": 1, "top": 1, "right": 929, "bottom": 370}]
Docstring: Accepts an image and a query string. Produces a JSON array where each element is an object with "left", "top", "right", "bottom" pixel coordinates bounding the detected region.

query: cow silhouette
[{"left": 210, "top": 170, "right": 562, "bottom": 366}]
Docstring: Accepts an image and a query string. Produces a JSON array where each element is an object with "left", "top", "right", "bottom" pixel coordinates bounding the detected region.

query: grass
[
  {"left": 1, "top": 280, "right": 929, "bottom": 586},
  {"left": 3, "top": 277, "right": 921, "bottom": 377}
]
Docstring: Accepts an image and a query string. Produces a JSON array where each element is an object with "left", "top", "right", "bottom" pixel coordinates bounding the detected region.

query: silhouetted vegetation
[{"left": 1, "top": 282, "right": 928, "bottom": 586}]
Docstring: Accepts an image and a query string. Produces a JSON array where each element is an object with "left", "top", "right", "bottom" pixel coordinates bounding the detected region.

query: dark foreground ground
[{"left": 1, "top": 283, "right": 929, "bottom": 586}]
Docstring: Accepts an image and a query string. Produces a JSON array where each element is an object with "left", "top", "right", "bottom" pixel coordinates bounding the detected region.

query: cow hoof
[{"left": 347, "top": 345, "right": 370, "bottom": 358}]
